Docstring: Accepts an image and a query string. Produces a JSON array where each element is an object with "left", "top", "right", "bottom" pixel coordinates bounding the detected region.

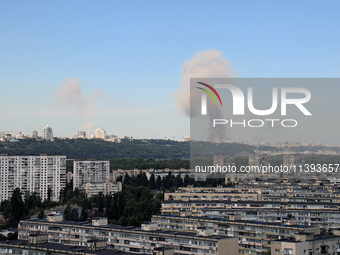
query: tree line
[
  {"left": 0, "top": 138, "right": 190, "bottom": 159},
  {"left": 0, "top": 172, "right": 228, "bottom": 229}
]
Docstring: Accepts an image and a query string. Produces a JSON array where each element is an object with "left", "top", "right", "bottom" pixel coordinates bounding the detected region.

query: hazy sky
[{"left": 1, "top": 1, "right": 340, "bottom": 143}]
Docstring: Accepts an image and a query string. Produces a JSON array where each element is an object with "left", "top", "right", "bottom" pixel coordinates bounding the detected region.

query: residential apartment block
[
  {"left": 213, "top": 155, "right": 236, "bottom": 167},
  {"left": 42, "top": 125, "right": 53, "bottom": 140},
  {"left": 164, "top": 187, "right": 261, "bottom": 202},
  {"left": 151, "top": 213, "right": 320, "bottom": 255},
  {"left": 83, "top": 180, "right": 122, "bottom": 197},
  {"left": 0, "top": 155, "right": 66, "bottom": 202},
  {"left": 271, "top": 231, "right": 340, "bottom": 255},
  {"left": 18, "top": 218, "right": 238, "bottom": 255},
  {"left": 73, "top": 161, "right": 110, "bottom": 190},
  {"left": 0, "top": 237, "right": 136, "bottom": 255},
  {"left": 111, "top": 168, "right": 208, "bottom": 183},
  {"left": 248, "top": 154, "right": 270, "bottom": 168}
]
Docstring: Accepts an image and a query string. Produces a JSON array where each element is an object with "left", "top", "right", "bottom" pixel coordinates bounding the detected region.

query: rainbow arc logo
[{"left": 196, "top": 82, "right": 223, "bottom": 106}]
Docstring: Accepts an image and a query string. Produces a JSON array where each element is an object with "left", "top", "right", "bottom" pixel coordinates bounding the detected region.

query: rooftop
[
  {"left": 153, "top": 214, "right": 318, "bottom": 229},
  {"left": 0, "top": 240, "right": 135, "bottom": 255},
  {"left": 19, "top": 219, "right": 232, "bottom": 240}
]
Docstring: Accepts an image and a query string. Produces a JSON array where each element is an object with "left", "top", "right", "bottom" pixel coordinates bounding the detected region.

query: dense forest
[
  {"left": 1, "top": 138, "right": 339, "bottom": 160},
  {"left": 65, "top": 158, "right": 190, "bottom": 172},
  {"left": 0, "top": 139, "right": 190, "bottom": 159},
  {"left": 108, "top": 158, "right": 190, "bottom": 170}
]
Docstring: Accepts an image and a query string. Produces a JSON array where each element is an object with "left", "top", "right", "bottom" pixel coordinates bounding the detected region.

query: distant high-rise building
[
  {"left": 121, "top": 136, "right": 133, "bottom": 140},
  {"left": 183, "top": 136, "right": 191, "bottom": 142},
  {"left": 73, "top": 161, "right": 110, "bottom": 190},
  {"left": 32, "top": 130, "right": 38, "bottom": 138},
  {"left": 42, "top": 125, "right": 53, "bottom": 140},
  {"left": 283, "top": 153, "right": 305, "bottom": 169},
  {"left": 249, "top": 154, "right": 269, "bottom": 168},
  {"left": 15, "top": 132, "right": 25, "bottom": 139},
  {"left": 213, "top": 155, "right": 236, "bottom": 167},
  {"left": 94, "top": 128, "right": 106, "bottom": 140},
  {"left": 77, "top": 130, "right": 86, "bottom": 139},
  {"left": 0, "top": 155, "right": 66, "bottom": 202}
]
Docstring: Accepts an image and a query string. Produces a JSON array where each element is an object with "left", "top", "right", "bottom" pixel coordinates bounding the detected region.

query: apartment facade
[
  {"left": 0, "top": 155, "right": 66, "bottom": 202},
  {"left": 0, "top": 238, "right": 136, "bottom": 255},
  {"left": 164, "top": 190, "right": 260, "bottom": 202},
  {"left": 111, "top": 168, "right": 208, "bottom": 183},
  {"left": 94, "top": 128, "right": 106, "bottom": 140},
  {"left": 249, "top": 154, "right": 270, "bottom": 168},
  {"left": 73, "top": 161, "right": 110, "bottom": 190},
  {"left": 151, "top": 214, "right": 320, "bottom": 255},
  {"left": 271, "top": 231, "right": 340, "bottom": 255},
  {"left": 42, "top": 125, "right": 53, "bottom": 140},
  {"left": 213, "top": 155, "right": 236, "bottom": 168},
  {"left": 18, "top": 218, "right": 238, "bottom": 255},
  {"left": 83, "top": 180, "right": 122, "bottom": 197},
  {"left": 203, "top": 208, "right": 340, "bottom": 229}
]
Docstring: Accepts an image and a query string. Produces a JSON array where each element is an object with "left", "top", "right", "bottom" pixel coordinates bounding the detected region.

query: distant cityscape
[
  {"left": 0, "top": 125, "right": 193, "bottom": 143},
  {"left": 1, "top": 125, "right": 340, "bottom": 157}
]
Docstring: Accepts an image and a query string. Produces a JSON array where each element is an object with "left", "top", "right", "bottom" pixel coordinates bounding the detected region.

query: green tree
[
  {"left": 7, "top": 231, "right": 18, "bottom": 240},
  {"left": 123, "top": 173, "right": 131, "bottom": 185},
  {"left": 38, "top": 208, "right": 45, "bottom": 219},
  {"left": 80, "top": 207, "right": 88, "bottom": 222},
  {"left": 175, "top": 174, "right": 183, "bottom": 187},
  {"left": 156, "top": 176, "right": 162, "bottom": 190},
  {"left": 97, "top": 192, "right": 104, "bottom": 216},
  {"left": 149, "top": 174, "right": 156, "bottom": 190},
  {"left": 64, "top": 204, "right": 71, "bottom": 220},
  {"left": 10, "top": 188, "right": 24, "bottom": 226},
  {"left": 69, "top": 208, "right": 79, "bottom": 221},
  {"left": 47, "top": 187, "right": 52, "bottom": 202}
]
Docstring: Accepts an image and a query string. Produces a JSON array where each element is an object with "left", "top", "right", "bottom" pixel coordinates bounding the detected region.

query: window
[
  {"left": 275, "top": 249, "right": 280, "bottom": 253},
  {"left": 283, "top": 248, "right": 293, "bottom": 255}
]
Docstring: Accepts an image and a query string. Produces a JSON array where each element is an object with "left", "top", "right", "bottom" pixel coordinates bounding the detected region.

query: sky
[{"left": 1, "top": 1, "right": 340, "bottom": 144}]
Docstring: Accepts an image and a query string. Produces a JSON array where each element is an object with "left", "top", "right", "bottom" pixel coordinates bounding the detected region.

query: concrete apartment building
[
  {"left": 203, "top": 207, "right": 340, "bottom": 230},
  {"left": 151, "top": 213, "right": 320, "bottom": 255},
  {"left": 164, "top": 192, "right": 258, "bottom": 202},
  {"left": 161, "top": 200, "right": 227, "bottom": 215},
  {"left": 111, "top": 168, "right": 208, "bottom": 183},
  {"left": 0, "top": 155, "right": 66, "bottom": 202},
  {"left": 164, "top": 187, "right": 261, "bottom": 202},
  {"left": 0, "top": 237, "right": 136, "bottom": 255},
  {"left": 94, "top": 128, "right": 106, "bottom": 140},
  {"left": 76, "top": 130, "right": 86, "bottom": 139},
  {"left": 73, "top": 161, "right": 110, "bottom": 191},
  {"left": 83, "top": 180, "right": 122, "bottom": 197},
  {"left": 18, "top": 217, "right": 239, "bottom": 255},
  {"left": 283, "top": 153, "right": 305, "bottom": 169},
  {"left": 248, "top": 154, "right": 270, "bottom": 168},
  {"left": 213, "top": 155, "right": 236, "bottom": 167},
  {"left": 271, "top": 231, "right": 340, "bottom": 255}
]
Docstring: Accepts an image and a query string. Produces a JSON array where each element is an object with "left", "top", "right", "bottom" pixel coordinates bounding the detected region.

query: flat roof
[
  {"left": 272, "top": 234, "right": 340, "bottom": 243},
  {"left": 19, "top": 219, "right": 233, "bottom": 241},
  {"left": 0, "top": 240, "right": 135, "bottom": 255},
  {"left": 153, "top": 214, "right": 318, "bottom": 229},
  {"left": 162, "top": 200, "right": 340, "bottom": 206}
]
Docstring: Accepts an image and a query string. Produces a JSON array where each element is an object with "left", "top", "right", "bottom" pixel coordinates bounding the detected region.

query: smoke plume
[
  {"left": 55, "top": 78, "right": 103, "bottom": 135},
  {"left": 174, "top": 49, "right": 237, "bottom": 117},
  {"left": 174, "top": 49, "right": 237, "bottom": 141}
]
